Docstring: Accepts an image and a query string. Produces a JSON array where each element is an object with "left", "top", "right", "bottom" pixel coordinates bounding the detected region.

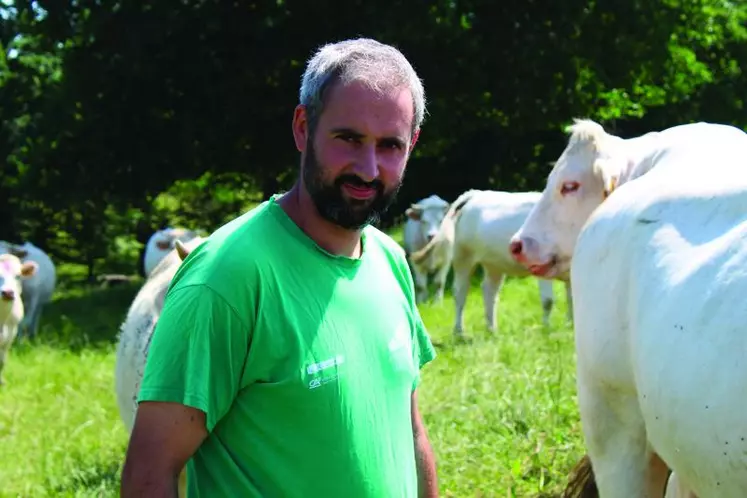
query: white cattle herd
[
  {"left": 0, "top": 228, "right": 200, "bottom": 388},
  {"left": 3, "top": 117, "right": 747, "bottom": 495},
  {"left": 407, "top": 188, "right": 573, "bottom": 337}
]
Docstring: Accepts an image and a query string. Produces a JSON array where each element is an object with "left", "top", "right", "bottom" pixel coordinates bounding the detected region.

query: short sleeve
[
  {"left": 137, "top": 283, "right": 251, "bottom": 433},
  {"left": 390, "top": 245, "right": 436, "bottom": 391},
  {"left": 411, "top": 305, "right": 436, "bottom": 390}
]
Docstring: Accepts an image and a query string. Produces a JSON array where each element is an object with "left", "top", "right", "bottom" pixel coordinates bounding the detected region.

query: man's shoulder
[
  {"left": 170, "top": 201, "right": 282, "bottom": 289},
  {"left": 207, "top": 199, "right": 288, "bottom": 259}
]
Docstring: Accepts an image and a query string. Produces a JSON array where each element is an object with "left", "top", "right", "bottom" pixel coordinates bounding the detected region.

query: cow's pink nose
[
  {"left": 1, "top": 289, "right": 14, "bottom": 301},
  {"left": 509, "top": 240, "right": 523, "bottom": 256}
]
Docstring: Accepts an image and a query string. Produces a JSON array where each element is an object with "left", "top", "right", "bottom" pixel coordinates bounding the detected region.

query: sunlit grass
[{"left": 0, "top": 246, "right": 584, "bottom": 497}]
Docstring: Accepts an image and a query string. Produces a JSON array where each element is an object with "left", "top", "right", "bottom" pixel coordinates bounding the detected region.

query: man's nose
[{"left": 352, "top": 145, "right": 380, "bottom": 183}]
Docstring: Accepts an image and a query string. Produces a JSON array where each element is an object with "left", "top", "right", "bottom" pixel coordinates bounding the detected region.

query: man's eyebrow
[
  {"left": 330, "top": 127, "right": 407, "bottom": 145},
  {"left": 330, "top": 127, "right": 364, "bottom": 138}
]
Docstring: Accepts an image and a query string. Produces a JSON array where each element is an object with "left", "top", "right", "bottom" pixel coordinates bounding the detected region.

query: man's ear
[
  {"left": 292, "top": 104, "right": 309, "bottom": 153},
  {"left": 410, "top": 128, "right": 420, "bottom": 150}
]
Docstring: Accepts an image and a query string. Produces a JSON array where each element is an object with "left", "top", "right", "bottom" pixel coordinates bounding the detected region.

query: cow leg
[
  {"left": 451, "top": 255, "right": 475, "bottom": 338},
  {"left": 564, "top": 279, "right": 574, "bottom": 324},
  {"left": 537, "top": 279, "right": 554, "bottom": 326},
  {"left": 480, "top": 265, "right": 505, "bottom": 333},
  {"left": 19, "top": 295, "right": 39, "bottom": 339},
  {"left": 26, "top": 302, "right": 42, "bottom": 339},
  {"left": 412, "top": 266, "right": 429, "bottom": 304},
  {"left": 0, "top": 340, "right": 11, "bottom": 386},
  {"left": 577, "top": 379, "right": 670, "bottom": 497},
  {"left": 432, "top": 262, "right": 450, "bottom": 304}
]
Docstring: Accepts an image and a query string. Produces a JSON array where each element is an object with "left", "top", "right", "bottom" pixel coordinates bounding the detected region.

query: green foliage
[
  {"left": 152, "top": 171, "right": 262, "bottom": 233},
  {"left": 1, "top": 0, "right": 747, "bottom": 268}
]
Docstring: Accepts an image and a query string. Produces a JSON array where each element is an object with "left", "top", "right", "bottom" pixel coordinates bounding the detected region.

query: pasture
[{"left": 0, "top": 227, "right": 583, "bottom": 498}]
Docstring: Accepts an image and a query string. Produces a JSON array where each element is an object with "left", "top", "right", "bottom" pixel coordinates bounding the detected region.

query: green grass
[{"left": 0, "top": 249, "right": 585, "bottom": 497}]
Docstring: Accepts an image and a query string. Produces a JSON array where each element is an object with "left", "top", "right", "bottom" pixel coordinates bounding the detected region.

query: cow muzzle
[
  {"left": 509, "top": 236, "right": 540, "bottom": 265},
  {"left": 1, "top": 289, "right": 15, "bottom": 302},
  {"left": 509, "top": 236, "right": 559, "bottom": 276}
]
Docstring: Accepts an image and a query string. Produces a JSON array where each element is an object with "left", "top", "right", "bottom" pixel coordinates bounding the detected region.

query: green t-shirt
[{"left": 137, "top": 195, "right": 437, "bottom": 497}]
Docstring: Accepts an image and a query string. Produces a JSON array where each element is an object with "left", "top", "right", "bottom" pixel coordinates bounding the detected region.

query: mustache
[{"left": 334, "top": 175, "right": 384, "bottom": 191}]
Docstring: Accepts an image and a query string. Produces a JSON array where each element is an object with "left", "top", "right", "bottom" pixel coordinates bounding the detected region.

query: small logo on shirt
[
  {"left": 306, "top": 355, "right": 344, "bottom": 375},
  {"left": 306, "top": 355, "right": 344, "bottom": 390}
]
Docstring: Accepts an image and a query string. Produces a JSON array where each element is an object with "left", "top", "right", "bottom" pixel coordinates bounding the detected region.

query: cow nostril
[
  {"left": 1, "top": 290, "right": 14, "bottom": 301},
  {"left": 509, "top": 240, "right": 523, "bottom": 255}
]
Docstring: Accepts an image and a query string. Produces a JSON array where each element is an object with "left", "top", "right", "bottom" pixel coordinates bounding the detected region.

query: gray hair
[{"left": 299, "top": 38, "right": 427, "bottom": 138}]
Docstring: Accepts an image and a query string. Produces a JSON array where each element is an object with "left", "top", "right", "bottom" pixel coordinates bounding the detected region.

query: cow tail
[
  {"left": 561, "top": 454, "right": 599, "bottom": 498},
  {"left": 409, "top": 189, "right": 478, "bottom": 264}
]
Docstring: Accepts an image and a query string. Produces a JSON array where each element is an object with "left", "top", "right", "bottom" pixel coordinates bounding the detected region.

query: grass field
[{"left": 0, "top": 230, "right": 585, "bottom": 497}]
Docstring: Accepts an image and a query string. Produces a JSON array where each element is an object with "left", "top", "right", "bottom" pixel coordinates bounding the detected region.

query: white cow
[
  {"left": 403, "top": 194, "right": 450, "bottom": 302},
  {"left": 142, "top": 227, "right": 201, "bottom": 278},
  {"left": 410, "top": 189, "right": 572, "bottom": 338},
  {"left": 0, "top": 241, "right": 56, "bottom": 338},
  {"left": 115, "top": 236, "right": 205, "bottom": 498},
  {"left": 510, "top": 118, "right": 747, "bottom": 497},
  {"left": 0, "top": 254, "right": 38, "bottom": 385}
]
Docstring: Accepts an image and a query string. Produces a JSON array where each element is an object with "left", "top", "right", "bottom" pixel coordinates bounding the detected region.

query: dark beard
[{"left": 302, "top": 139, "right": 402, "bottom": 230}]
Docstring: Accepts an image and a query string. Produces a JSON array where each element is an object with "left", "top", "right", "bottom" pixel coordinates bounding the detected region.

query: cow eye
[{"left": 560, "top": 181, "right": 580, "bottom": 195}]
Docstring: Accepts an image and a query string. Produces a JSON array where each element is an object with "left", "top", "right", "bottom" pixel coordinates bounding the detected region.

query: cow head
[
  {"left": 406, "top": 195, "right": 450, "bottom": 242},
  {"left": 508, "top": 119, "right": 629, "bottom": 280},
  {"left": 0, "top": 254, "right": 37, "bottom": 318}
]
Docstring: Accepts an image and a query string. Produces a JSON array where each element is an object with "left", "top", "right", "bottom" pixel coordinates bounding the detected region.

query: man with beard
[{"left": 121, "top": 38, "right": 439, "bottom": 498}]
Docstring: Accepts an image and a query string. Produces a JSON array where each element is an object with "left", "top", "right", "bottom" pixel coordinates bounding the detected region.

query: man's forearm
[{"left": 415, "top": 432, "right": 439, "bottom": 497}]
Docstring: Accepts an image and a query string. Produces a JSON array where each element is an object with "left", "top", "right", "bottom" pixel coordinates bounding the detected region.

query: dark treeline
[{"left": 2, "top": 0, "right": 746, "bottom": 278}]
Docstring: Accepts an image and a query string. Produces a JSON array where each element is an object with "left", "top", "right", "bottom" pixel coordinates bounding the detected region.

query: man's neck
[{"left": 277, "top": 183, "right": 363, "bottom": 259}]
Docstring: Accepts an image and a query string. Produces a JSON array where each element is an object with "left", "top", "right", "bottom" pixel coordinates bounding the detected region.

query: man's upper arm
[
  {"left": 410, "top": 389, "right": 425, "bottom": 436},
  {"left": 125, "top": 400, "right": 208, "bottom": 478},
  {"left": 137, "top": 282, "right": 252, "bottom": 433}
]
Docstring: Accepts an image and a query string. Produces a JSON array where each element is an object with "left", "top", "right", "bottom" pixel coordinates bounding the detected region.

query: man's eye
[{"left": 380, "top": 140, "right": 402, "bottom": 150}]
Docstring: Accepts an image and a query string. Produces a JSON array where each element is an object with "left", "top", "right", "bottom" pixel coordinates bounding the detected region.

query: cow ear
[
  {"left": 20, "top": 261, "right": 38, "bottom": 278},
  {"left": 405, "top": 207, "right": 422, "bottom": 221},
  {"left": 602, "top": 175, "right": 618, "bottom": 200},
  {"left": 593, "top": 159, "right": 620, "bottom": 200}
]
